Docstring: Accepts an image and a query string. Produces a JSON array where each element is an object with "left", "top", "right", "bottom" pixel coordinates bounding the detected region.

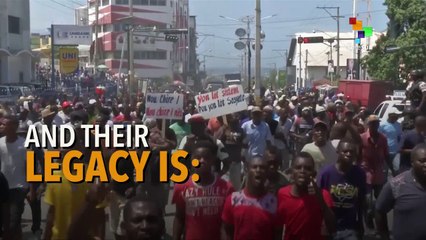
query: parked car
[
  {"left": 373, "top": 99, "right": 410, "bottom": 123},
  {"left": 0, "top": 85, "right": 23, "bottom": 103}
]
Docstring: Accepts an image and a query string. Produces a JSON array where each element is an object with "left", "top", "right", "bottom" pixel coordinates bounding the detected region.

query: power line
[
  {"left": 69, "top": 0, "right": 85, "bottom": 6},
  {"left": 34, "top": 0, "right": 70, "bottom": 14},
  {"left": 198, "top": 9, "right": 386, "bottom": 27},
  {"left": 48, "top": 0, "right": 76, "bottom": 10}
]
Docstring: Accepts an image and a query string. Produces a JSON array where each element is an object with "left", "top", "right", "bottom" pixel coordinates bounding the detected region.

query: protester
[
  {"left": 376, "top": 143, "right": 426, "bottom": 240},
  {"left": 318, "top": 139, "right": 367, "bottom": 239},
  {"left": 360, "top": 115, "right": 394, "bottom": 229},
  {"left": 0, "top": 116, "right": 32, "bottom": 240},
  {"left": 67, "top": 184, "right": 165, "bottom": 240},
  {"left": 172, "top": 140, "right": 234, "bottom": 240},
  {"left": 301, "top": 121, "right": 338, "bottom": 172},
  {"left": 399, "top": 115, "right": 426, "bottom": 173},
  {"left": 275, "top": 107, "right": 293, "bottom": 169},
  {"left": 222, "top": 156, "right": 280, "bottom": 240},
  {"left": 241, "top": 107, "right": 273, "bottom": 160},
  {"left": 264, "top": 146, "right": 290, "bottom": 195},
  {"left": 379, "top": 108, "right": 403, "bottom": 172},
  {"left": 276, "top": 152, "right": 336, "bottom": 240},
  {"left": 0, "top": 172, "right": 10, "bottom": 239}
]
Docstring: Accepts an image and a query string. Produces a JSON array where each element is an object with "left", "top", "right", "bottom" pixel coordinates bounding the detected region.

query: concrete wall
[{"left": 0, "top": 0, "right": 32, "bottom": 83}]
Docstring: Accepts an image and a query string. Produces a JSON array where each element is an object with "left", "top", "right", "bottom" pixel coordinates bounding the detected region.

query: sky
[{"left": 30, "top": 0, "right": 389, "bottom": 71}]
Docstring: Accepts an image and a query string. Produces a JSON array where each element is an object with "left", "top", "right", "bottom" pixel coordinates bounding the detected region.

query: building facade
[
  {"left": 287, "top": 31, "right": 383, "bottom": 87},
  {"left": 0, "top": 0, "right": 32, "bottom": 83},
  {"left": 87, "top": 0, "right": 189, "bottom": 82},
  {"left": 75, "top": 6, "right": 89, "bottom": 26}
]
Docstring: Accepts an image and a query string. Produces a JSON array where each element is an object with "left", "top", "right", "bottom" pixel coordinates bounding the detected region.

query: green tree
[{"left": 363, "top": 0, "right": 426, "bottom": 83}]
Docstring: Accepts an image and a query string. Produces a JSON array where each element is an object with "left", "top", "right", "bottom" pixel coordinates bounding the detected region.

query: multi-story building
[
  {"left": 0, "top": 0, "right": 32, "bottom": 83},
  {"left": 287, "top": 31, "right": 383, "bottom": 87},
  {"left": 75, "top": 6, "right": 89, "bottom": 26},
  {"left": 187, "top": 15, "right": 198, "bottom": 87},
  {"left": 86, "top": 0, "right": 189, "bottom": 83}
]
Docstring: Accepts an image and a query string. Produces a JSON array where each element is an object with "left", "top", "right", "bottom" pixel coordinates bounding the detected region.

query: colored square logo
[
  {"left": 358, "top": 31, "right": 365, "bottom": 38},
  {"left": 355, "top": 38, "right": 361, "bottom": 44},
  {"left": 352, "top": 20, "right": 363, "bottom": 31},
  {"left": 349, "top": 17, "right": 357, "bottom": 25},
  {"left": 364, "top": 27, "right": 373, "bottom": 37}
]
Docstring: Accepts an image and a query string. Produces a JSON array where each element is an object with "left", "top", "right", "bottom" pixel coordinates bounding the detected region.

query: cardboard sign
[
  {"left": 194, "top": 85, "right": 247, "bottom": 119},
  {"left": 145, "top": 93, "right": 184, "bottom": 120}
]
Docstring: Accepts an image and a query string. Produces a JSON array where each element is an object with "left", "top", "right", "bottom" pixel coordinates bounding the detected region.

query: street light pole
[
  {"left": 128, "top": 0, "right": 135, "bottom": 97},
  {"left": 255, "top": 0, "right": 261, "bottom": 99},
  {"left": 317, "top": 6, "right": 343, "bottom": 79}
]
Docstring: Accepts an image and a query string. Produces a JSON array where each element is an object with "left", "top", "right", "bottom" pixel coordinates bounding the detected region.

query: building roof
[{"left": 289, "top": 31, "right": 384, "bottom": 67}]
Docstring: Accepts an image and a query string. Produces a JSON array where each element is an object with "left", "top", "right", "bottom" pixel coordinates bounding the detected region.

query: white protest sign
[
  {"left": 145, "top": 93, "right": 184, "bottom": 120},
  {"left": 194, "top": 85, "right": 248, "bottom": 119}
]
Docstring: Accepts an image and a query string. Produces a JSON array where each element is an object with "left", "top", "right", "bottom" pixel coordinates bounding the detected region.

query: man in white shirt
[
  {"left": 301, "top": 121, "right": 338, "bottom": 172},
  {"left": 0, "top": 116, "right": 33, "bottom": 239}
]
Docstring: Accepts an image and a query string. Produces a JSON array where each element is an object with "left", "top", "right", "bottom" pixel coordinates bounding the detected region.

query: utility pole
[
  {"left": 255, "top": 0, "right": 261, "bottom": 99},
  {"left": 337, "top": 7, "right": 340, "bottom": 79},
  {"left": 352, "top": 0, "right": 357, "bottom": 59},
  {"left": 317, "top": 6, "right": 343, "bottom": 80},
  {"left": 244, "top": 51, "right": 247, "bottom": 85},
  {"left": 246, "top": 19, "right": 252, "bottom": 93},
  {"left": 357, "top": 43, "right": 361, "bottom": 79},
  {"left": 93, "top": 0, "right": 99, "bottom": 70},
  {"left": 304, "top": 49, "right": 308, "bottom": 87},
  {"left": 203, "top": 55, "right": 206, "bottom": 72},
  {"left": 298, "top": 40, "right": 302, "bottom": 90},
  {"left": 128, "top": 0, "right": 135, "bottom": 96}
]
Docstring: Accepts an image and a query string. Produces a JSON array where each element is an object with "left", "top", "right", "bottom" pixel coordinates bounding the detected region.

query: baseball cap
[
  {"left": 335, "top": 100, "right": 344, "bottom": 105},
  {"left": 89, "top": 99, "right": 97, "bottom": 105},
  {"left": 290, "top": 96, "right": 298, "bottom": 101},
  {"left": 302, "top": 106, "right": 311, "bottom": 112},
  {"left": 62, "top": 101, "right": 72, "bottom": 109},
  {"left": 316, "top": 106, "right": 326, "bottom": 113},
  {"left": 188, "top": 114, "right": 205, "bottom": 123}
]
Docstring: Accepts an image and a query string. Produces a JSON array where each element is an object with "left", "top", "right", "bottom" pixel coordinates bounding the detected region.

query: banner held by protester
[
  {"left": 145, "top": 93, "right": 184, "bottom": 120},
  {"left": 194, "top": 85, "right": 247, "bottom": 119}
]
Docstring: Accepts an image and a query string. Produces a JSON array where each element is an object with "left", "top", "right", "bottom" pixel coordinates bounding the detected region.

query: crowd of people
[{"left": 0, "top": 70, "right": 425, "bottom": 240}]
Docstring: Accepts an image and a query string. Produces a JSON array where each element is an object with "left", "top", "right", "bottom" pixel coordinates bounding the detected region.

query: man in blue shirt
[
  {"left": 241, "top": 106, "right": 273, "bottom": 160},
  {"left": 379, "top": 107, "right": 403, "bottom": 174}
]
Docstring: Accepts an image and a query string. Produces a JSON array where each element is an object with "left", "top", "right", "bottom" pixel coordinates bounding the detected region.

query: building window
[
  {"left": 134, "top": 0, "right": 148, "bottom": 5},
  {"left": 8, "top": 16, "right": 20, "bottom": 34},
  {"left": 102, "top": 0, "right": 110, "bottom": 6},
  {"left": 114, "top": 50, "right": 167, "bottom": 60},
  {"left": 19, "top": 72, "right": 24, "bottom": 83},
  {"left": 116, "top": 0, "right": 128, "bottom": 5}
]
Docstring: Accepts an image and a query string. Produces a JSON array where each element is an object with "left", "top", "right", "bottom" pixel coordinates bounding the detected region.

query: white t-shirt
[
  {"left": 0, "top": 136, "right": 29, "bottom": 189},
  {"left": 301, "top": 141, "right": 338, "bottom": 172}
]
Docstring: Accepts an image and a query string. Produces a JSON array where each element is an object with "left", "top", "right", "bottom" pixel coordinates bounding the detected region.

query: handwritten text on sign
[
  {"left": 195, "top": 85, "right": 247, "bottom": 119},
  {"left": 145, "top": 93, "right": 184, "bottom": 120}
]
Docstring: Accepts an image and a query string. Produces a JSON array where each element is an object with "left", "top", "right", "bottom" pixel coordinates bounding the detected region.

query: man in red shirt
[
  {"left": 360, "top": 115, "right": 394, "bottom": 229},
  {"left": 277, "top": 152, "right": 336, "bottom": 240},
  {"left": 222, "top": 156, "right": 280, "bottom": 240},
  {"left": 172, "top": 140, "right": 234, "bottom": 240}
]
